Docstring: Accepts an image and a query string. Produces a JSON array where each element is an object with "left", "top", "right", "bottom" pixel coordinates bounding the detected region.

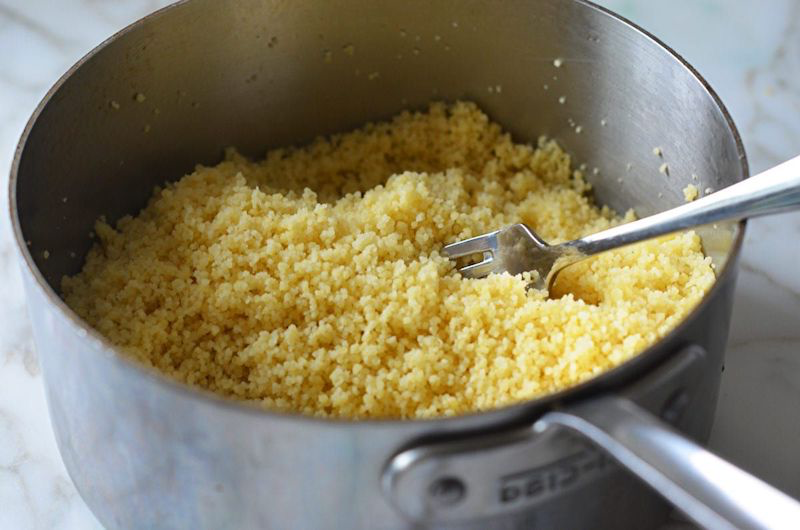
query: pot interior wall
[{"left": 15, "top": 0, "right": 744, "bottom": 294}]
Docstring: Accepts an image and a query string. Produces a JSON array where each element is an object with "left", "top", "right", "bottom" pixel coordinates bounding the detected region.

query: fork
[{"left": 443, "top": 155, "right": 800, "bottom": 293}]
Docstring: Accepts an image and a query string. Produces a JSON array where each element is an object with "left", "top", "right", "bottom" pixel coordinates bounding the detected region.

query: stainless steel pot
[{"left": 10, "top": 1, "right": 800, "bottom": 528}]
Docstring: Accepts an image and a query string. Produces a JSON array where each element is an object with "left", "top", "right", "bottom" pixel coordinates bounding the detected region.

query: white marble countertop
[{"left": 2, "top": 1, "right": 799, "bottom": 528}]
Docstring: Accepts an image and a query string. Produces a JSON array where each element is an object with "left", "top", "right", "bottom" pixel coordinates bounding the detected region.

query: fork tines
[{"left": 442, "top": 230, "right": 501, "bottom": 279}]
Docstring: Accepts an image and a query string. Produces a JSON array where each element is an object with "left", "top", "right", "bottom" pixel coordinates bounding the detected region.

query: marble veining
[{"left": 1, "top": 0, "right": 799, "bottom": 528}]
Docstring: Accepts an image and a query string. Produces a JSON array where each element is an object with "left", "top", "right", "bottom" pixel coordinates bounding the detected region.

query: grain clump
[
  {"left": 63, "top": 102, "right": 715, "bottom": 419},
  {"left": 683, "top": 183, "right": 699, "bottom": 202}
]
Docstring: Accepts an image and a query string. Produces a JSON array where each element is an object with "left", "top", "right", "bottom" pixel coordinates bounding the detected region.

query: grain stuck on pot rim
[{"left": 62, "top": 102, "right": 715, "bottom": 419}]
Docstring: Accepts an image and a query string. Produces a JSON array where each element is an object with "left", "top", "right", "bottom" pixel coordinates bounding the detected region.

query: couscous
[
  {"left": 62, "top": 102, "right": 715, "bottom": 419},
  {"left": 683, "top": 183, "right": 700, "bottom": 202}
]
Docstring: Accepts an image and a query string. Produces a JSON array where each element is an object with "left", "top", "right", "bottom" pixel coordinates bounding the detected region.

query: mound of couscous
[{"left": 62, "top": 102, "right": 714, "bottom": 419}]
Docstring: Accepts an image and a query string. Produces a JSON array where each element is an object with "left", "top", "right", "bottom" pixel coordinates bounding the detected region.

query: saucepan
[{"left": 10, "top": 0, "right": 800, "bottom": 528}]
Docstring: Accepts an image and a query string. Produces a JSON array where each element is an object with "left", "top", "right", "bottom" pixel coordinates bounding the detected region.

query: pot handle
[{"left": 538, "top": 396, "right": 800, "bottom": 530}]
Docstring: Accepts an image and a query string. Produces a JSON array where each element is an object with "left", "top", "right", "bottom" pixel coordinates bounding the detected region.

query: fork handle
[{"left": 570, "top": 155, "right": 800, "bottom": 256}]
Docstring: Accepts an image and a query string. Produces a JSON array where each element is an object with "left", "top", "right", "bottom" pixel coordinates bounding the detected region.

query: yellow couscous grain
[
  {"left": 62, "top": 102, "right": 715, "bottom": 419},
  {"left": 683, "top": 183, "right": 699, "bottom": 202}
]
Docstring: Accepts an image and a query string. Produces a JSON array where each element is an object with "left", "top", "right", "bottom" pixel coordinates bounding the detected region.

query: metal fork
[{"left": 443, "top": 155, "right": 800, "bottom": 293}]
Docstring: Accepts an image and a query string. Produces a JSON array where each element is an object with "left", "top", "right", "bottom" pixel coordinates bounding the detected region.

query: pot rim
[{"left": 8, "top": 0, "right": 748, "bottom": 429}]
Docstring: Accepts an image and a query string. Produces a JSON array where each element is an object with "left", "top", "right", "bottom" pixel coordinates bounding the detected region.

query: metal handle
[
  {"left": 572, "top": 155, "right": 800, "bottom": 255},
  {"left": 538, "top": 396, "right": 800, "bottom": 530},
  {"left": 383, "top": 348, "right": 800, "bottom": 528}
]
